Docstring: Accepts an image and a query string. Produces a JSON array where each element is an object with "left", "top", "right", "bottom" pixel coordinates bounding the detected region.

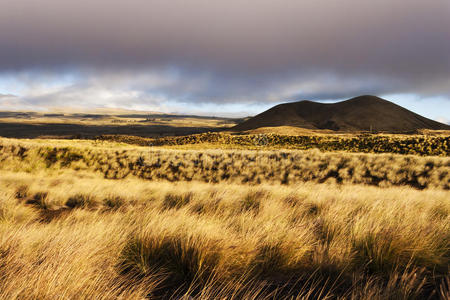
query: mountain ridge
[{"left": 233, "top": 95, "right": 450, "bottom": 133}]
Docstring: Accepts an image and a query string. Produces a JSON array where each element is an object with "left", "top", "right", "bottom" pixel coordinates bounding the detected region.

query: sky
[{"left": 0, "top": 0, "right": 449, "bottom": 123}]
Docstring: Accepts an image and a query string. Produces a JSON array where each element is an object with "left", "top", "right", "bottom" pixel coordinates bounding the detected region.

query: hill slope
[{"left": 233, "top": 95, "right": 450, "bottom": 132}]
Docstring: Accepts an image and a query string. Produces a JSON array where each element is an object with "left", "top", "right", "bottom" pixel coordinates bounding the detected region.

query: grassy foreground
[{"left": 0, "top": 138, "right": 448, "bottom": 299}]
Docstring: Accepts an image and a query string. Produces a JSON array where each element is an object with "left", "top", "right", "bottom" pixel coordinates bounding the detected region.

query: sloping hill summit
[{"left": 233, "top": 95, "right": 450, "bottom": 132}]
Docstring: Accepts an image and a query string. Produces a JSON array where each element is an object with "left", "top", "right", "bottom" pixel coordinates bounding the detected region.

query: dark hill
[{"left": 233, "top": 95, "right": 450, "bottom": 132}]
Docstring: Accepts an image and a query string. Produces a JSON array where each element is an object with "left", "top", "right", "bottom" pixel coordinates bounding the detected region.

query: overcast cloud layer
[{"left": 0, "top": 0, "right": 449, "bottom": 118}]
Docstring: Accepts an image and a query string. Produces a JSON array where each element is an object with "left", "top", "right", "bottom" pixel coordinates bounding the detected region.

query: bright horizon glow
[{"left": 0, "top": 72, "right": 448, "bottom": 125}]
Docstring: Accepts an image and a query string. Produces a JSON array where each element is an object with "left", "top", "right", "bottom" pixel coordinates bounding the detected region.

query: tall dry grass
[{"left": 0, "top": 169, "right": 448, "bottom": 299}]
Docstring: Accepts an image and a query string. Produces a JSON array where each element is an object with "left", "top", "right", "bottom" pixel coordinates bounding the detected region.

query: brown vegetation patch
[{"left": 38, "top": 207, "right": 71, "bottom": 223}]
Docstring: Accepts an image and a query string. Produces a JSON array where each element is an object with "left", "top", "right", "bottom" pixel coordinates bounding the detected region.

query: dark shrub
[{"left": 66, "top": 193, "right": 97, "bottom": 209}]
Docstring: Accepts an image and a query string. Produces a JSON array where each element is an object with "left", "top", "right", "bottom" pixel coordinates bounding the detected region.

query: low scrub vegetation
[
  {"left": 0, "top": 171, "right": 448, "bottom": 299},
  {"left": 1, "top": 138, "right": 449, "bottom": 189},
  {"left": 98, "top": 132, "right": 450, "bottom": 156}
]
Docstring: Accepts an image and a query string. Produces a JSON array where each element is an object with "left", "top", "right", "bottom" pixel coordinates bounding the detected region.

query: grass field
[
  {"left": 1, "top": 138, "right": 449, "bottom": 189},
  {"left": 0, "top": 137, "right": 449, "bottom": 299}
]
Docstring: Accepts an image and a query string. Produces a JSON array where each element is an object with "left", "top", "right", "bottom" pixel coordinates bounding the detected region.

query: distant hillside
[{"left": 233, "top": 95, "right": 450, "bottom": 133}]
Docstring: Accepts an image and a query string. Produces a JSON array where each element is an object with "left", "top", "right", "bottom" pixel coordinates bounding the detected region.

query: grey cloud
[
  {"left": 0, "top": 94, "right": 17, "bottom": 99},
  {"left": 0, "top": 93, "right": 30, "bottom": 110},
  {"left": 0, "top": 0, "right": 449, "bottom": 103}
]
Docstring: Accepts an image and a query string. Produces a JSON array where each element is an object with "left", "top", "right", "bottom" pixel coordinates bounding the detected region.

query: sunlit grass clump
[{"left": 0, "top": 169, "right": 448, "bottom": 299}]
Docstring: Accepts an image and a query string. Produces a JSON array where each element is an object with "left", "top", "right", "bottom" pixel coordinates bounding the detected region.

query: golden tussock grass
[
  {"left": 0, "top": 168, "right": 448, "bottom": 299},
  {"left": 0, "top": 137, "right": 448, "bottom": 299}
]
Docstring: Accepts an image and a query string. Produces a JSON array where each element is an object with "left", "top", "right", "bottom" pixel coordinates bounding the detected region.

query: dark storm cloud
[{"left": 0, "top": 0, "right": 450, "bottom": 104}]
